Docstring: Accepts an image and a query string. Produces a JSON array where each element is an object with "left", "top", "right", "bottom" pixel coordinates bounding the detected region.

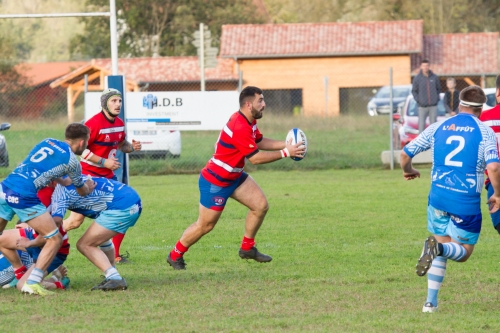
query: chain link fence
[{"left": 0, "top": 65, "right": 496, "bottom": 178}]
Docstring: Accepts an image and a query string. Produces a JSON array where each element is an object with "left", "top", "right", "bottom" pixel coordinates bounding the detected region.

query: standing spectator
[
  {"left": 444, "top": 78, "right": 459, "bottom": 116},
  {"left": 412, "top": 59, "right": 441, "bottom": 132}
]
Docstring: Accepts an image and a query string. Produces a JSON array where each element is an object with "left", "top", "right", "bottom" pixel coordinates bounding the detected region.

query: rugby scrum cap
[{"left": 101, "top": 88, "right": 122, "bottom": 113}]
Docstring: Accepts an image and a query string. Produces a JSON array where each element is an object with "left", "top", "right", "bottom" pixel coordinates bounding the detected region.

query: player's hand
[
  {"left": 16, "top": 237, "right": 32, "bottom": 250},
  {"left": 286, "top": 140, "right": 306, "bottom": 159},
  {"left": 488, "top": 194, "right": 500, "bottom": 213},
  {"left": 132, "top": 139, "right": 142, "bottom": 152},
  {"left": 104, "top": 157, "right": 121, "bottom": 171},
  {"left": 85, "top": 177, "right": 97, "bottom": 193},
  {"left": 403, "top": 168, "right": 420, "bottom": 180}
]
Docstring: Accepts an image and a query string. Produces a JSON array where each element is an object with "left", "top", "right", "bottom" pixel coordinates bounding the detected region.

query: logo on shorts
[
  {"left": 457, "top": 235, "right": 469, "bottom": 241},
  {"left": 7, "top": 195, "right": 19, "bottom": 204},
  {"left": 213, "top": 196, "right": 225, "bottom": 206},
  {"left": 451, "top": 215, "right": 463, "bottom": 223},
  {"left": 27, "top": 211, "right": 38, "bottom": 217}
]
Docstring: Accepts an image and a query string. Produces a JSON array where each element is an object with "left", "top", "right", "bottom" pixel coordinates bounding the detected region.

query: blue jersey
[
  {"left": 51, "top": 176, "right": 141, "bottom": 219},
  {"left": 404, "top": 113, "right": 499, "bottom": 215},
  {"left": 2, "top": 139, "right": 84, "bottom": 196}
]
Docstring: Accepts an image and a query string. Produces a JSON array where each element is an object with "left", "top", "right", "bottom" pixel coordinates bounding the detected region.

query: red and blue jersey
[
  {"left": 201, "top": 111, "right": 263, "bottom": 187},
  {"left": 480, "top": 105, "right": 500, "bottom": 184},
  {"left": 82, "top": 112, "right": 126, "bottom": 178}
]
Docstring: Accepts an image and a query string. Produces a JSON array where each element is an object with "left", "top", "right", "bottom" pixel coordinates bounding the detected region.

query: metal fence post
[
  {"left": 389, "top": 67, "right": 394, "bottom": 171},
  {"left": 238, "top": 70, "right": 243, "bottom": 92},
  {"left": 200, "top": 23, "right": 205, "bottom": 92}
]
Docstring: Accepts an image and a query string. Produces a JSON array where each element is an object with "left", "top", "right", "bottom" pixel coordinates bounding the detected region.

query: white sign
[{"left": 84, "top": 91, "right": 239, "bottom": 130}]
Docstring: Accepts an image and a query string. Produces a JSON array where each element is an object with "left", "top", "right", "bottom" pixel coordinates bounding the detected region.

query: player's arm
[
  {"left": 256, "top": 137, "right": 285, "bottom": 150},
  {"left": 81, "top": 148, "right": 121, "bottom": 171},
  {"left": 118, "top": 139, "right": 141, "bottom": 153},
  {"left": 67, "top": 155, "right": 96, "bottom": 196},
  {"left": 248, "top": 141, "right": 305, "bottom": 165},
  {"left": 400, "top": 150, "right": 420, "bottom": 180}
]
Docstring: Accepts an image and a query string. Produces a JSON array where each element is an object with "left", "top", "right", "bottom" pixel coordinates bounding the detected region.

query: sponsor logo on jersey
[
  {"left": 213, "top": 196, "right": 225, "bottom": 206},
  {"left": 105, "top": 135, "right": 110, "bottom": 142},
  {"left": 442, "top": 124, "right": 475, "bottom": 132},
  {"left": 249, "top": 144, "right": 254, "bottom": 148},
  {"left": 45, "top": 140, "right": 66, "bottom": 153}
]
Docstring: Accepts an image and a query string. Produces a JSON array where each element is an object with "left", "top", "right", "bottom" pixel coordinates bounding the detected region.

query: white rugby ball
[{"left": 286, "top": 128, "right": 307, "bottom": 161}]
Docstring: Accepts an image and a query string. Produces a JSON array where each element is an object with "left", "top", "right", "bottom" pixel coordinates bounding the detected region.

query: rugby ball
[{"left": 286, "top": 128, "right": 307, "bottom": 161}]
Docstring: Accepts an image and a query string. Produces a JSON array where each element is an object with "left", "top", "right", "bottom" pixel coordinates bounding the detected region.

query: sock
[
  {"left": 54, "top": 281, "right": 65, "bottom": 289},
  {"left": 14, "top": 265, "right": 27, "bottom": 280},
  {"left": 441, "top": 243, "right": 467, "bottom": 261},
  {"left": 241, "top": 236, "right": 255, "bottom": 251},
  {"left": 27, "top": 268, "right": 44, "bottom": 285},
  {"left": 104, "top": 267, "right": 122, "bottom": 280},
  {"left": 112, "top": 233, "right": 126, "bottom": 257},
  {"left": 170, "top": 241, "right": 189, "bottom": 261},
  {"left": 426, "top": 256, "right": 447, "bottom": 307}
]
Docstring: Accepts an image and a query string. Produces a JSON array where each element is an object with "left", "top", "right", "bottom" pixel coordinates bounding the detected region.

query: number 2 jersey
[
  {"left": 2, "top": 139, "right": 85, "bottom": 197},
  {"left": 51, "top": 176, "right": 141, "bottom": 219},
  {"left": 404, "top": 113, "right": 499, "bottom": 215},
  {"left": 82, "top": 111, "right": 126, "bottom": 178}
]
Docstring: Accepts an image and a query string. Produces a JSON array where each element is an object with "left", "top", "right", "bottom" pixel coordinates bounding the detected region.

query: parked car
[
  {"left": 0, "top": 123, "right": 11, "bottom": 167},
  {"left": 393, "top": 88, "right": 497, "bottom": 149},
  {"left": 367, "top": 84, "right": 412, "bottom": 116}
]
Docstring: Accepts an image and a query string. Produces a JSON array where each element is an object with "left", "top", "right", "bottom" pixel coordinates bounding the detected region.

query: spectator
[
  {"left": 412, "top": 60, "right": 441, "bottom": 132},
  {"left": 444, "top": 78, "right": 459, "bottom": 116}
]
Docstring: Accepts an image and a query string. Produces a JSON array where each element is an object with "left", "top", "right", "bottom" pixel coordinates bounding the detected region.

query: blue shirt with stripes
[
  {"left": 51, "top": 176, "right": 140, "bottom": 219},
  {"left": 2, "top": 139, "right": 84, "bottom": 196},
  {"left": 404, "top": 113, "right": 499, "bottom": 215}
]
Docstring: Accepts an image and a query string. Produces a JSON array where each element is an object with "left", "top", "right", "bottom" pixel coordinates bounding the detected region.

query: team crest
[{"left": 105, "top": 134, "right": 110, "bottom": 142}]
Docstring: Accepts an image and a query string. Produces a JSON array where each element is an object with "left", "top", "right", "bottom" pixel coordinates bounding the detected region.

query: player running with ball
[
  {"left": 400, "top": 86, "right": 500, "bottom": 313},
  {"left": 167, "top": 86, "right": 305, "bottom": 270}
]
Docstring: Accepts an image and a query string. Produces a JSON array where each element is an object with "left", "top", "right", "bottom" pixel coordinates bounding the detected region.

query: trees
[{"left": 70, "top": 0, "right": 266, "bottom": 59}]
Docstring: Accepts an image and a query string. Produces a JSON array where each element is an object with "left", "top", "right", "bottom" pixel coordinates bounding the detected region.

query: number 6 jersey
[
  {"left": 404, "top": 113, "right": 499, "bottom": 215},
  {"left": 2, "top": 138, "right": 84, "bottom": 196}
]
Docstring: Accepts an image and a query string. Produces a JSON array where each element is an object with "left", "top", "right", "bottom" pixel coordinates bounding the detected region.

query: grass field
[
  {"left": 3, "top": 168, "right": 500, "bottom": 332},
  {"left": 0, "top": 114, "right": 391, "bottom": 177}
]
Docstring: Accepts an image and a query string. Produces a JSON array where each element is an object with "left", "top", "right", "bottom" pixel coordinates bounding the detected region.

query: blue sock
[
  {"left": 27, "top": 268, "right": 44, "bottom": 285},
  {"left": 426, "top": 256, "right": 447, "bottom": 306},
  {"left": 441, "top": 242, "right": 466, "bottom": 261},
  {"left": 104, "top": 267, "right": 122, "bottom": 280}
]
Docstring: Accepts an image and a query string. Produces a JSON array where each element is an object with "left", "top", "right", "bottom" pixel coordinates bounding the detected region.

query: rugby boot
[
  {"left": 91, "top": 278, "right": 127, "bottom": 291},
  {"left": 422, "top": 302, "right": 438, "bottom": 313},
  {"left": 2, "top": 277, "right": 18, "bottom": 289},
  {"left": 21, "top": 282, "right": 55, "bottom": 296},
  {"left": 167, "top": 253, "right": 186, "bottom": 270},
  {"left": 416, "top": 236, "right": 439, "bottom": 276},
  {"left": 238, "top": 247, "right": 272, "bottom": 263}
]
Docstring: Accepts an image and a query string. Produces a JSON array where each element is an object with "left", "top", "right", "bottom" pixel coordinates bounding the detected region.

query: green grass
[
  {"left": 3, "top": 168, "right": 500, "bottom": 332},
  {"left": 0, "top": 114, "right": 391, "bottom": 177}
]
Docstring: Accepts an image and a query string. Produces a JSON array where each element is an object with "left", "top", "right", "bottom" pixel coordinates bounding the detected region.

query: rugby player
[
  {"left": 80, "top": 88, "right": 142, "bottom": 264},
  {"left": 0, "top": 123, "right": 95, "bottom": 296},
  {"left": 400, "top": 85, "right": 500, "bottom": 313},
  {"left": 167, "top": 86, "right": 305, "bottom": 270},
  {"left": 51, "top": 176, "right": 142, "bottom": 291}
]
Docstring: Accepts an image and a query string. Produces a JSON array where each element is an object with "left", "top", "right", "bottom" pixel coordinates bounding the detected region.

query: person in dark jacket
[
  {"left": 412, "top": 60, "right": 441, "bottom": 132},
  {"left": 444, "top": 78, "right": 459, "bottom": 116}
]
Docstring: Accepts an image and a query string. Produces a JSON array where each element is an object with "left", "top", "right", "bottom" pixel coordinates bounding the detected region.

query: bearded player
[
  {"left": 80, "top": 88, "right": 141, "bottom": 264},
  {"left": 167, "top": 86, "right": 305, "bottom": 270}
]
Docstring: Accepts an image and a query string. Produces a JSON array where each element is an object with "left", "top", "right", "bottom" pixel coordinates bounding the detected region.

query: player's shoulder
[{"left": 480, "top": 105, "right": 500, "bottom": 121}]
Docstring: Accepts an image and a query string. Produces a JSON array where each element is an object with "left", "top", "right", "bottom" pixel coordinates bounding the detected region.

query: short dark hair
[
  {"left": 421, "top": 59, "right": 430, "bottom": 64},
  {"left": 495, "top": 74, "right": 500, "bottom": 89},
  {"left": 65, "top": 123, "right": 89, "bottom": 140},
  {"left": 239, "top": 86, "right": 263, "bottom": 107},
  {"left": 459, "top": 85, "right": 486, "bottom": 110}
]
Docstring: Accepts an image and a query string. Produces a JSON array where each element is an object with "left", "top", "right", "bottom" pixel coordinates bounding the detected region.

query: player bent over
[
  {"left": 167, "top": 86, "right": 305, "bottom": 270},
  {"left": 0, "top": 225, "right": 70, "bottom": 292},
  {"left": 0, "top": 249, "right": 32, "bottom": 288},
  {"left": 51, "top": 176, "right": 142, "bottom": 291},
  {"left": 0, "top": 123, "right": 95, "bottom": 296},
  {"left": 400, "top": 86, "right": 500, "bottom": 313}
]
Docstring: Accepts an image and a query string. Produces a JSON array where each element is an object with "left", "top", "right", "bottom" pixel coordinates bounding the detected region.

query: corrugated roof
[
  {"left": 411, "top": 33, "right": 499, "bottom": 76},
  {"left": 16, "top": 61, "right": 88, "bottom": 86},
  {"left": 220, "top": 20, "right": 423, "bottom": 58}
]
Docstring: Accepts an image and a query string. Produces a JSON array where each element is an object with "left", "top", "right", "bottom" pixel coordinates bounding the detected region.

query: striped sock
[
  {"left": 426, "top": 256, "right": 447, "bottom": 307},
  {"left": 104, "top": 267, "right": 122, "bottom": 281},
  {"left": 27, "top": 268, "right": 45, "bottom": 285},
  {"left": 441, "top": 243, "right": 467, "bottom": 261}
]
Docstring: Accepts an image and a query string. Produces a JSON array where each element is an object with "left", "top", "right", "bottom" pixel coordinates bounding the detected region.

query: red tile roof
[
  {"left": 411, "top": 33, "right": 499, "bottom": 76},
  {"left": 93, "top": 57, "right": 237, "bottom": 82},
  {"left": 220, "top": 20, "right": 423, "bottom": 58},
  {"left": 16, "top": 61, "right": 88, "bottom": 86}
]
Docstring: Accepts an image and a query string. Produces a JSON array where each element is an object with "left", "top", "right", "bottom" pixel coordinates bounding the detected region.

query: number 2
[
  {"left": 444, "top": 135, "right": 465, "bottom": 167},
  {"left": 30, "top": 147, "right": 54, "bottom": 163}
]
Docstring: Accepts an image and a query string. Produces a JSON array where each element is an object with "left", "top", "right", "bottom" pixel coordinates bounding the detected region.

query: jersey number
[
  {"left": 444, "top": 136, "right": 465, "bottom": 167},
  {"left": 30, "top": 147, "right": 55, "bottom": 163}
]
